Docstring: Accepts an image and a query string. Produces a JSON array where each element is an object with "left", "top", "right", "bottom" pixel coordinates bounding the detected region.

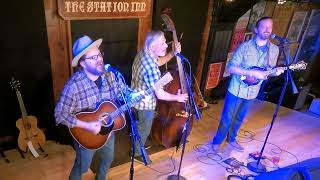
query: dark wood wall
[
  {"left": 71, "top": 19, "right": 139, "bottom": 84},
  {"left": 152, "top": 0, "right": 210, "bottom": 73},
  {"left": 0, "top": 0, "right": 55, "bottom": 144},
  {"left": 0, "top": 0, "right": 212, "bottom": 148}
]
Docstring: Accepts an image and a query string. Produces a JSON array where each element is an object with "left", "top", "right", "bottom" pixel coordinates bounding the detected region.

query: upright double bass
[{"left": 151, "top": 14, "right": 195, "bottom": 148}]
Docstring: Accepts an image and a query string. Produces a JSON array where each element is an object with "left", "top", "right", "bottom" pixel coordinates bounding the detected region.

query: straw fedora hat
[{"left": 71, "top": 35, "right": 102, "bottom": 67}]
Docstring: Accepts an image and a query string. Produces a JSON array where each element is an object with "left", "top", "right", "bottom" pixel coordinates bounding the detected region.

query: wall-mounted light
[{"left": 278, "top": 0, "right": 287, "bottom": 4}]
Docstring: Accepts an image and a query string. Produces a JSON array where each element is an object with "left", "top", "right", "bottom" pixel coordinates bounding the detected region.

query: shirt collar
[
  {"left": 142, "top": 49, "right": 160, "bottom": 66},
  {"left": 252, "top": 37, "right": 270, "bottom": 53}
]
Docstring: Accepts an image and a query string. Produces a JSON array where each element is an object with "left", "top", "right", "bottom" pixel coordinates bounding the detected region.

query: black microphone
[
  {"left": 271, "top": 34, "right": 298, "bottom": 94},
  {"left": 104, "top": 64, "right": 121, "bottom": 76},
  {"left": 271, "top": 34, "right": 289, "bottom": 43}
]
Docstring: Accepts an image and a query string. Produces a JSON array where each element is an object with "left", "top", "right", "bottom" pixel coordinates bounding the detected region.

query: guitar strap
[
  {"left": 105, "top": 73, "right": 121, "bottom": 104},
  {"left": 256, "top": 39, "right": 271, "bottom": 69},
  {"left": 267, "top": 40, "right": 271, "bottom": 66},
  {"left": 266, "top": 40, "right": 271, "bottom": 69}
]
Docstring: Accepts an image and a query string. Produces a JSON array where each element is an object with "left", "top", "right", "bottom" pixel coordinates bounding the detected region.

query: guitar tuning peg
[{"left": 179, "top": 32, "right": 184, "bottom": 40}]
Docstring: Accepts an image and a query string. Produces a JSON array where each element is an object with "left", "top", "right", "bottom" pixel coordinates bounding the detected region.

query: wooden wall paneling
[
  {"left": 263, "top": 1, "right": 276, "bottom": 17},
  {"left": 44, "top": 0, "right": 153, "bottom": 101},
  {"left": 195, "top": 0, "right": 214, "bottom": 93},
  {"left": 138, "top": 5, "right": 153, "bottom": 50},
  {"left": 66, "top": 20, "right": 74, "bottom": 75},
  {"left": 272, "top": 2, "right": 295, "bottom": 39},
  {"left": 203, "top": 30, "right": 233, "bottom": 97},
  {"left": 44, "top": 0, "right": 71, "bottom": 102}
]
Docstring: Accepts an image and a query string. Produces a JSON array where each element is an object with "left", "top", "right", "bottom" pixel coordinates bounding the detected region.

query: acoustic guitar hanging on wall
[{"left": 10, "top": 77, "right": 46, "bottom": 157}]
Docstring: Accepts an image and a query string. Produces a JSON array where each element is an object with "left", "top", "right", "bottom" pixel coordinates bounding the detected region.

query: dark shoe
[
  {"left": 212, "top": 144, "right": 223, "bottom": 154},
  {"left": 228, "top": 141, "right": 244, "bottom": 152},
  {"left": 134, "top": 156, "right": 152, "bottom": 165}
]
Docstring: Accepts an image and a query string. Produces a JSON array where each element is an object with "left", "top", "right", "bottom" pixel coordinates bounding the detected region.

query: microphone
[
  {"left": 270, "top": 35, "right": 298, "bottom": 94},
  {"left": 104, "top": 64, "right": 121, "bottom": 76},
  {"left": 271, "top": 34, "right": 289, "bottom": 43}
]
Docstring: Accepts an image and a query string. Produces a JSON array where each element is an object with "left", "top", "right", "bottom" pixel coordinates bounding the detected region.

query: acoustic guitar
[
  {"left": 69, "top": 72, "right": 173, "bottom": 150},
  {"left": 10, "top": 77, "right": 46, "bottom": 155},
  {"left": 240, "top": 61, "right": 307, "bottom": 86}
]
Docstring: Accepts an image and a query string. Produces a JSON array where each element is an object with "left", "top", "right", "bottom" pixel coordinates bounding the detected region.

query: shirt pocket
[
  {"left": 83, "top": 95, "right": 98, "bottom": 110},
  {"left": 242, "top": 53, "right": 256, "bottom": 69}
]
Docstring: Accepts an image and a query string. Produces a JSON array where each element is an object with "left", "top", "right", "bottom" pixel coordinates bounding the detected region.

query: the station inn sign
[{"left": 58, "top": 0, "right": 151, "bottom": 20}]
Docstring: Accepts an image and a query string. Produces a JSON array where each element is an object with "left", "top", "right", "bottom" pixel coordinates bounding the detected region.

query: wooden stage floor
[{"left": 0, "top": 99, "right": 319, "bottom": 180}]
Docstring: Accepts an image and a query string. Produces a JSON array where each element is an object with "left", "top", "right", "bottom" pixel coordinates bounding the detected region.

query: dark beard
[{"left": 258, "top": 34, "right": 269, "bottom": 40}]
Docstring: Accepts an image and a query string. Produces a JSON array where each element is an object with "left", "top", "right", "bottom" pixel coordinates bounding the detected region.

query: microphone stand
[
  {"left": 247, "top": 40, "right": 298, "bottom": 173},
  {"left": 168, "top": 54, "right": 201, "bottom": 180},
  {"left": 116, "top": 74, "right": 151, "bottom": 180}
]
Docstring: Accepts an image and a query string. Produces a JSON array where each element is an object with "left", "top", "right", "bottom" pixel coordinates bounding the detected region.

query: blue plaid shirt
[
  {"left": 227, "top": 38, "right": 279, "bottom": 99},
  {"left": 54, "top": 70, "right": 131, "bottom": 128},
  {"left": 131, "top": 49, "right": 161, "bottom": 110}
]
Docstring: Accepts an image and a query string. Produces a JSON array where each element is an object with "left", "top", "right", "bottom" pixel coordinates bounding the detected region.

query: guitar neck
[
  {"left": 271, "top": 65, "right": 297, "bottom": 73},
  {"left": 177, "top": 58, "right": 188, "bottom": 94},
  {"left": 172, "top": 30, "right": 188, "bottom": 94},
  {"left": 16, "top": 91, "right": 28, "bottom": 118},
  {"left": 109, "top": 88, "right": 153, "bottom": 119},
  {"left": 107, "top": 72, "right": 173, "bottom": 119}
]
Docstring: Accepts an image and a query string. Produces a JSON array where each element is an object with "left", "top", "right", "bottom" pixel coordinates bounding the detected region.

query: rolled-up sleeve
[
  {"left": 228, "top": 44, "right": 244, "bottom": 69},
  {"left": 54, "top": 85, "right": 77, "bottom": 128}
]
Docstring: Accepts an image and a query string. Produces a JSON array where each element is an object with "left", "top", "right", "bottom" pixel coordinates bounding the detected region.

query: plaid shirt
[
  {"left": 54, "top": 70, "right": 131, "bottom": 128},
  {"left": 131, "top": 49, "right": 161, "bottom": 110}
]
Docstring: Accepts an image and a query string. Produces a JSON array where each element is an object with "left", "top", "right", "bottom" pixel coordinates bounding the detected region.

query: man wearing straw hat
[{"left": 54, "top": 35, "right": 137, "bottom": 180}]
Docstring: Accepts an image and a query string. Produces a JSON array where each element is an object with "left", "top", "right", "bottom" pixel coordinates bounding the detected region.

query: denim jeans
[
  {"left": 69, "top": 133, "right": 115, "bottom": 180},
  {"left": 134, "top": 109, "right": 155, "bottom": 156},
  {"left": 212, "top": 91, "right": 253, "bottom": 145}
]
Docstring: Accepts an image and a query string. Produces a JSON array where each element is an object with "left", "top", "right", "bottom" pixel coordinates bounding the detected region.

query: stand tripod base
[
  {"left": 167, "top": 175, "right": 187, "bottom": 180},
  {"left": 247, "top": 161, "right": 267, "bottom": 173}
]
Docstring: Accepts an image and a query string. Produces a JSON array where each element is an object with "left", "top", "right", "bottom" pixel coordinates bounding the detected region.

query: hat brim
[{"left": 71, "top": 39, "right": 103, "bottom": 67}]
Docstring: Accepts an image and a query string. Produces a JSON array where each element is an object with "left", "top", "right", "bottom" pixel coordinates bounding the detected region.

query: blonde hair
[{"left": 144, "top": 30, "right": 164, "bottom": 53}]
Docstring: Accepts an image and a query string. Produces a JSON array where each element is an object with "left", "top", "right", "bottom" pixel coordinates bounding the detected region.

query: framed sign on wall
[{"left": 205, "top": 62, "right": 222, "bottom": 89}]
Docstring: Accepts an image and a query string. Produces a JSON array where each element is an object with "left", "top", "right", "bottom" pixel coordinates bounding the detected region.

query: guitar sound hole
[
  {"left": 100, "top": 113, "right": 112, "bottom": 126},
  {"left": 99, "top": 124, "right": 114, "bottom": 135}
]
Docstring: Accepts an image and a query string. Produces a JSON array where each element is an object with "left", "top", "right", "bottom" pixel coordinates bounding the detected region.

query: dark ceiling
[{"left": 216, "top": 0, "right": 259, "bottom": 23}]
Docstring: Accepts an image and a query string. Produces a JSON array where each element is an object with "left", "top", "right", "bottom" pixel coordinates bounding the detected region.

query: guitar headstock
[
  {"left": 10, "top": 77, "right": 21, "bottom": 92},
  {"left": 161, "top": 14, "right": 176, "bottom": 34},
  {"left": 290, "top": 61, "right": 308, "bottom": 70}
]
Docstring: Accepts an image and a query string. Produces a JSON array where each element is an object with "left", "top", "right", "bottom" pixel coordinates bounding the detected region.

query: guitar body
[
  {"left": 69, "top": 101, "right": 126, "bottom": 150},
  {"left": 16, "top": 115, "right": 46, "bottom": 152},
  {"left": 241, "top": 66, "right": 265, "bottom": 86},
  {"left": 69, "top": 73, "right": 174, "bottom": 150},
  {"left": 152, "top": 70, "right": 194, "bottom": 148}
]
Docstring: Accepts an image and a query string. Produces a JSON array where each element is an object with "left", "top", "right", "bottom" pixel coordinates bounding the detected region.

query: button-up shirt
[
  {"left": 131, "top": 49, "right": 161, "bottom": 110},
  {"left": 227, "top": 38, "right": 279, "bottom": 100},
  {"left": 54, "top": 70, "right": 130, "bottom": 128}
]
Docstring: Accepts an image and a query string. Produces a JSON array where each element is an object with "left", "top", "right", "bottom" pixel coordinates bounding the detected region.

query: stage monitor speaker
[
  {"left": 309, "top": 98, "right": 320, "bottom": 115},
  {"left": 255, "top": 158, "right": 320, "bottom": 180},
  {"left": 293, "top": 83, "right": 312, "bottom": 110}
]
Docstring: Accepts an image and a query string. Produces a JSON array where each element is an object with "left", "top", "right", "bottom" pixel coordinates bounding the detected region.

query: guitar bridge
[{"left": 176, "top": 111, "right": 190, "bottom": 118}]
